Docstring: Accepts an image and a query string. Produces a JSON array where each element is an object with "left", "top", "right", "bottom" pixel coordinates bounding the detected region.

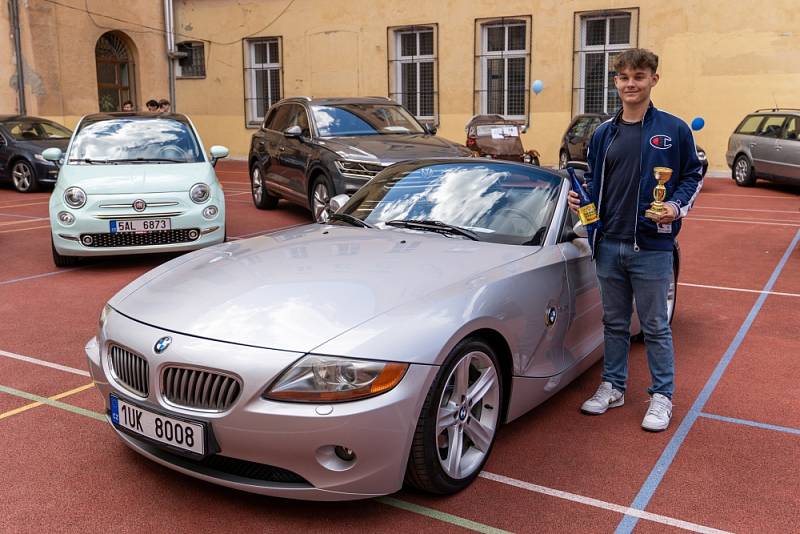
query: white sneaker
[
  {"left": 581, "top": 382, "right": 625, "bottom": 415},
  {"left": 642, "top": 393, "right": 673, "bottom": 432}
]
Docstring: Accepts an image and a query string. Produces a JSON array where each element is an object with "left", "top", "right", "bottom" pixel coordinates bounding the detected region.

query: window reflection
[{"left": 312, "top": 104, "right": 425, "bottom": 137}]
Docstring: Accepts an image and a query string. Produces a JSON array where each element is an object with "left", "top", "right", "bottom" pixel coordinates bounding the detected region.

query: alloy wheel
[
  {"left": 734, "top": 158, "right": 749, "bottom": 184},
  {"left": 312, "top": 182, "right": 331, "bottom": 223},
  {"left": 435, "top": 350, "right": 500, "bottom": 480},
  {"left": 252, "top": 167, "right": 263, "bottom": 204},
  {"left": 12, "top": 162, "right": 33, "bottom": 192}
]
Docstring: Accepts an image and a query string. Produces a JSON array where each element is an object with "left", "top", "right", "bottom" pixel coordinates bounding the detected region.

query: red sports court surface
[{"left": 1, "top": 162, "right": 798, "bottom": 533}]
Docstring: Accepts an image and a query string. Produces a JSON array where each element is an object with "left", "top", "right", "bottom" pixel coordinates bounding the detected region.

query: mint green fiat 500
[{"left": 44, "top": 113, "right": 228, "bottom": 267}]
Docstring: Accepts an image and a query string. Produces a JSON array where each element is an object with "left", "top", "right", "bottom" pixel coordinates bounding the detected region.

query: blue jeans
[{"left": 595, "top": 238, "right": 675, "bottom": 398}]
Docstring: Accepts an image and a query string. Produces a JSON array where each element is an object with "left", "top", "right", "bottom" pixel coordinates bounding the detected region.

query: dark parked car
[
  {"left": 248, "top": 97, "right": 472, "bottom": 222},
  {"left": 726, "top": 108, "right": 800, "bottom": 187},
  {"left": 0, "top": 115, "right": 72, "bottom": 192},
  {"left": 559, "top": 113, "right": 708, "bottom": 177}
]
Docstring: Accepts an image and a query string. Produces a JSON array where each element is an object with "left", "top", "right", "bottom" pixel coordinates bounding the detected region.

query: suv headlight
[
  {"left": 64, "top": 187, "right": 86, "bottom": 208},
  {"left": 190, "top": 183, "right": 210, "bottom": 203},
  {"left": 334, "top": 160, "right": 384, "bottom": 179},
  {"left": 264, "top": 355, "right": 408, "bottom": 403}
]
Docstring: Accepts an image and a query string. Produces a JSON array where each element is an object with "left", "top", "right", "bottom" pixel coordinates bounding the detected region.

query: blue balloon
[
  {"left": 691, "top": 117, "right": 705, "bottom": 131},
  {"left": 532, "top": 80, "right": 544, "bottom": 94}
]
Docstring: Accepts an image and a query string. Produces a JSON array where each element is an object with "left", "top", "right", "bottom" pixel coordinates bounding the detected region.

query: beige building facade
[{"left": 3, "top": 0, "right": 799, "bottom": 171}]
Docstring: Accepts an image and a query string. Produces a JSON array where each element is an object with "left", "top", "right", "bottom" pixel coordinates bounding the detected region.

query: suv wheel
[
  {"left": 310, "top": 175, "right": 333, "bottom": 223},
  {"left": 733, "top": 155, "right": 756, "bottom": 187},
  {"left": 558, "top": 150, "right": 568, "bottom": 170},
  {"left": 251, "top": 165, "right": 279, "bottom": 209}
]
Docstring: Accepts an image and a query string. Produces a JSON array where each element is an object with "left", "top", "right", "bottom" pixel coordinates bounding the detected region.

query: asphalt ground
[{"left": 0, "top": 161, "right": 798, "bottom": 533}]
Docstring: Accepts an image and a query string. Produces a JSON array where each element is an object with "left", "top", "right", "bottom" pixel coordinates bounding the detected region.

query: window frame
[
  {"left": 243, "top": 37, "right": 283, "bottom": 128},
  {"left": 387, "top": 24, "right": 438, "bottom": 125},
  {"left": 175, "top": 41, "right": 206, "bottom": 79},
  {"left": 475, "top": 16, "right": 531, "bottom": 122}
]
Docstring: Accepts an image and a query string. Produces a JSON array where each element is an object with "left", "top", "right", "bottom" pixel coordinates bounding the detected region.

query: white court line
[
  {"left": 479, "top": 472, "right": 732, "bottom": 534},
  {"left": 688, "top": 217, "right": 800, "bottom": 227},
  {"left": 695, "top": 206, "right": 800, "bottom": 214},
  {"left": 689, "top": 214, "right": 800, "bottom": 224},
  {"left": 223, "top": 191, "right": 250, "bottom": 197},
  {"left": 0, "top": 268, "right": 80, "bottom": 286},
  {"left": 679, "top": 282, "right": 800, "bottom": 298},
  {"left": 0, "top": 349, "right": 90, "bottom": 377}
]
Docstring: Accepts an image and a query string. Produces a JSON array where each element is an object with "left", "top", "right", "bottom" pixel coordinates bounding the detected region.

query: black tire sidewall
[
  {"left": 733, "top": 155, "right": 754, "bottom": 186},
  {"left": 251, "top": 162, "right": 278, "bottom": 209},
  {"left": 309, "top": 174, "right": 333, "bottom": 222}
]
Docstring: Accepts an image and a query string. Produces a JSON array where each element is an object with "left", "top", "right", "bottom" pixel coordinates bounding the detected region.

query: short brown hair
[{"left": 612, "top": 48, "right": 659, "bottom": 73}]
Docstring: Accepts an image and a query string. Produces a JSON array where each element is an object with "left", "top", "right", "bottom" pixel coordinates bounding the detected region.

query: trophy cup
[{"left": 645, "top": 167, "right": 673, "bottom": 221}]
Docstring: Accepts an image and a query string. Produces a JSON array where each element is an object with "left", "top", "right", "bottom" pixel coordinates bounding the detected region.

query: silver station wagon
[{"left": 726, "top": 108, "right": 800, "bottom": 187}]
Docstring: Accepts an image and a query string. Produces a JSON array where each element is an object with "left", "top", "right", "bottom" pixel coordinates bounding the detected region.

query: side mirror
[
  {"left": 566, "top": 160, "right": 588, "bottom": 172},
  {"left": 284, "top": 125, "right": 302, "bottom": 138},
  {"left": 42, "top": 147, "right": 63, "bottom": 162},
  {"left": 328, "top": 194, "right": 350, "bottom": 213},
  {"left": 572, "top": 221, "right": 588, "bottom": 239},
  {"left": 209, "top": 145, "right": 229, "bottom": 167},
  {"left": 423, "top": 123, "right": 437, "bottom": 136}
]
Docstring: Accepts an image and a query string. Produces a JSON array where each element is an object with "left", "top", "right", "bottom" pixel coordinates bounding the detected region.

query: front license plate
[
  {"left": 110, "top": 219, "right": 171, "bottom": 233},
  {"left": 110, "top": 395, "right": 204, "bottom": 455}
]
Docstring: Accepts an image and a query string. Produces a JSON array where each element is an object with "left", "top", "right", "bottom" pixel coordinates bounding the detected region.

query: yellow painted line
[
  {"left": 0, "top": 224, "right": 50, "bottom": 234},
  {"left": 0, "top": 217, "right": 48, "bottom": 227},
  {"left": 0, "top": 382, "right": 94, "bottom": 420}
]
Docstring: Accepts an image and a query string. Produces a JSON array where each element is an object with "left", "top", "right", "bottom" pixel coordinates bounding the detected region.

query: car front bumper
[{"left": 85, "top": 309, "right": 438, "bottom": 500}]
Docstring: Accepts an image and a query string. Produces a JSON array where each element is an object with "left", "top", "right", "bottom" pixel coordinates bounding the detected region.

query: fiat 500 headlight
[
  {"left": 264, "top": 355, "right": 408, "bottom": 403},
  {"left": 190, "top": 183, "right": 210, "bottom": 203},
  {"left": 64, "top": 187, "right": 86, "bottom": 208}
]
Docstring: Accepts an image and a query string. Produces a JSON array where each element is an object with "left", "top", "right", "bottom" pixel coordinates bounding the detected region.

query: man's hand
[
  {"left": 567, "top": 190, "right": 581, "bottom": 213},
  {"left": 654, "top": 203, "right": 679, "bottom": 224}
]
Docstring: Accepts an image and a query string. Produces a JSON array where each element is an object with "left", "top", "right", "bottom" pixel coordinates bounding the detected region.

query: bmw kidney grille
[
  {"left": 161, "top": 366, "right": 241, "bottom": 412},
  {"left": 109, "top": 344, "right": 149, "bottom": 397}
]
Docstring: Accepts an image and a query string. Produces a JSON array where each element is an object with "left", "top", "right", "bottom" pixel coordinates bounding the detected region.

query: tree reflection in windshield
[{"left": 341, "top": 162, "right": 561, "bottom": 245}]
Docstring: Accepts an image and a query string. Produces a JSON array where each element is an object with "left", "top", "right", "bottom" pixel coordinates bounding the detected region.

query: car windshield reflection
[
  {"left": 338, "top": 162, "right": 561, "bottom": 246},
  {"left": 312, "top": 104, "right": 425, "bottom": 137},
  {"left": 67, "top": 118, "right": 203, "bottom": 164}
]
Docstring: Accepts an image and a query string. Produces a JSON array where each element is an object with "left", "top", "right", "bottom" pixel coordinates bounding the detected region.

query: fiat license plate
[
  {"left": 110, "top": 219, "right": 170, "bottom": 233},
  {"left": 110, "top": 395, "right": 204, "bottom": 454}
]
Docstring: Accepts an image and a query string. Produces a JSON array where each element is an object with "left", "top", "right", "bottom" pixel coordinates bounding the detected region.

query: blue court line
[
  {"left": 699, "top": 412, "right": 800, "bottom": 436},
  {"left": 616, "top": 228, "right": 800, "bottom": 534}
]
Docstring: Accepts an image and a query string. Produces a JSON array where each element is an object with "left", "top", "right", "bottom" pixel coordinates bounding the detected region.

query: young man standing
[{"left": 567, "top": 48, "right": 703, "bottom": 431}]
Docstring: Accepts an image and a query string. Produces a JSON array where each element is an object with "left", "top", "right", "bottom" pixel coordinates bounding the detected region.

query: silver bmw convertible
[{"left": 85, "top": 159, "right": 678, "bottom": 500}]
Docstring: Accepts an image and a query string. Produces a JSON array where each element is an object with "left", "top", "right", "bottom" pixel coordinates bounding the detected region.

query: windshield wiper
[
  {"left": 385, "top": 219, "right": 479, "bottom": 241},
  {"left": 107, "top": 158, "right": 186, "bottom": 163},
  {"left": 68, "top": 158, "right": 110, "bottom": 164},
  {"left": 328, "top": 213, "right": 373, "bottom": 228}
]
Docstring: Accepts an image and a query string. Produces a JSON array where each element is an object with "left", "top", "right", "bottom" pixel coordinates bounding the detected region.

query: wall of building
[{"left": 172, "top": 0, "right": 800, "bottom": 172}]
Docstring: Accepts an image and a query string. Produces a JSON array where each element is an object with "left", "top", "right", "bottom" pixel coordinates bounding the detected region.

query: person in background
[
  {"left": 121, "top": 100, "right": 134, "bottom": 111},
  {"left": 146, "top": 99, "right": 160, "bottom": 112},
  {"left": 158, "top": 99, "right": 171, "bottom": 113}
]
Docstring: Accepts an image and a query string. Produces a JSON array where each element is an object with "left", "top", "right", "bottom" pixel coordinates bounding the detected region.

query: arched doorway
[{"left": 95, "top": 32, "right": 136, "bottom": 111}]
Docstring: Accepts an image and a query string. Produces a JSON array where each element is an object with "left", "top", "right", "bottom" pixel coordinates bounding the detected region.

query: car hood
[
  {"left": 318, "top": 134, "right": 471, "bottom": 164},
  {"left": 57, "top": 162, "right": 212, "bottom": 194},
  {"left": 110, "top": 224, "right": 536, "bottom": 353}
]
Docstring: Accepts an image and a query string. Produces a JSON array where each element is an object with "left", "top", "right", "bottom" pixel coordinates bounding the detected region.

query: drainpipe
[
  {"left": 9, "top": 0, "right": 26, "bottom": 115},
  {"left": 163, "top": 0, "right": 176, "bottom": 110}
]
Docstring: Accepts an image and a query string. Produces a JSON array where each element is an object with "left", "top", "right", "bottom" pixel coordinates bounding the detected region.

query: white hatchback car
[{"left": 44, "top": 113, "right": 228, "bottom": 267}]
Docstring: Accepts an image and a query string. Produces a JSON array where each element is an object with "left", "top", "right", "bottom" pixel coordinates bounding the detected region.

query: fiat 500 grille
[
  {"left": 80, "top": 229, "right": 199, "bottom": 248},
  {"left": 162, "top": 366, "right": 241, "bottom": 412},
  {"left": 109, "top": 345, "right": 149, "bottom": 397}
]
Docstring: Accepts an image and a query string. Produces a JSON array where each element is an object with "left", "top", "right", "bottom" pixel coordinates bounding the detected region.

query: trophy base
[{"left": 645, "top": 207, "right": 667, "bottom": 221}]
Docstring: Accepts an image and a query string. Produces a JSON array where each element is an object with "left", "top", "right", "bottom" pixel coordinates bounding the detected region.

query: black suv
[
  {"left": 248, "top": 97, "right": 471, "bottom": 221},
  {"left": 558, "top": 113, "right": 708, "bottom": 177}
]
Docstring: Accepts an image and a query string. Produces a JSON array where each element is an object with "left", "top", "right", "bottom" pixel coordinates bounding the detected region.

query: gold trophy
[{"left": 645, "top": 167, "right": 673, "bottom": 221}]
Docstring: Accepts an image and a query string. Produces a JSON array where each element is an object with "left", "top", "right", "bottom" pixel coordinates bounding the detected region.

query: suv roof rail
[{"left": 754, "top": 108, "right": 800, "bottom": 113}]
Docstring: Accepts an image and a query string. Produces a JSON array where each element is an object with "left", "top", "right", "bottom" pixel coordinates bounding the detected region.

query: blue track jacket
[{"left": 585, "top": 102, "right": 704, "bottom": 255}]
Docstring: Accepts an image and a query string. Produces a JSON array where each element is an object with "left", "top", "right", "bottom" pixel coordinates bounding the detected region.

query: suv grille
[
  {"left": 162, "top": 366, "right": 241, "bottom": 412},
  {"left": 80, "top": 229, "right": 200, "bottom": 248},
  {"left": 109, "top": 345, "right": 149, "bottom": 397}
]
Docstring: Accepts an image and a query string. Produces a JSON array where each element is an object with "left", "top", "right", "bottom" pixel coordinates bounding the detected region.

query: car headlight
[
  {"left": 64, "top": 187, "right": 86, "bottom": 208},
  {"left": 57, "top": 211, "right": 75, "bottom": 225},
  {"left": 190, "top": 183, "right": 210, "bottom": 203},
  {"left": 202, "top": 205, "right": 219, "bottom": 219},
  {"left": 99, "top": 304, "right": 111, "bottom": 331},
  {"left": 264, "top": 355, "right": 408, "bottom": 403},
  {"left": 334, "top": 160, "right": 384, "bottom": 179}
]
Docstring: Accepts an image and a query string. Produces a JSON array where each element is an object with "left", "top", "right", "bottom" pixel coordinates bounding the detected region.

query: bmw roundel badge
[{"left": 154, "top": 336, "right": 172, "bottom": 354}]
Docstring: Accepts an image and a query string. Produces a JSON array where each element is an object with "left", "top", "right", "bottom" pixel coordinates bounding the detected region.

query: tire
[
  {"left": 309, "top": 174, "right": 333, "bottom": 223},
  {"left": 558, "top": 150, "right": 568, "bottom": 170},
  {"left": 11, "top": 160, "right": 39, "bottom": 193},
  {"left": 251, "top": 164, "right": 279, "bottom": 209},
  {"left": 405, "top": 337, "right": 503, "bottom": 495},
  {"left": 733, "top": 155, "right": 756, "bottom": 187},
  {"left": 51, "top": 239, "right": 79, "bottom": 268}
]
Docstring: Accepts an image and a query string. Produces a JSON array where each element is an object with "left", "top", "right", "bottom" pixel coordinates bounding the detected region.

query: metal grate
[
  {"left": 162, "top": 366, "right": 242, "bottom": 412},
  {"left": 110, "top": 345, "right": 149, "bottom": 397},
  {"left": 80, "top": 229, "right": 199, "bottom": 248}
]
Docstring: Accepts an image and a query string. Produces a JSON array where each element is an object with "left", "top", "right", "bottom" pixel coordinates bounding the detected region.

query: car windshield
[
  {"left": 311, "top": 104, "right": 425, "bottom": 137},
  {"left": 67, "top": 118, "right": 203, "bottom": 164},
  {"left": 337, "top": 162, "right": 561, "bottom": 245},
  {"left": 5, "top": 120, "right": 71, "bottom": 140}
]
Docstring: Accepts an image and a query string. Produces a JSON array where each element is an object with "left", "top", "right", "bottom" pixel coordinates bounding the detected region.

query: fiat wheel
[
  {"left": 11, "top": 160, "right": 39, "bottom": 193},
  {"left": 733, "top": 155, "right": 755, "bottom": 187},
  {"left": 310, "top": 175, "right": 333, "bottom": 223},
  {"left": 405, "top": 338, "right": 502, "bottom": 494},
  {"left": 251, "top": 165, "right": 279, "bottom": 209}
]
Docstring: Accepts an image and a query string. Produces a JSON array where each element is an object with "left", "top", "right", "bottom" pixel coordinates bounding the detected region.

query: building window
[
  {"left": 244, "top": 37, "right": 282, "bottom": 126},
  {"left": 95, "top": 32, "right": 135, "bottom": 112},
  {"left": 388, "top": 25, "right": 437, "bottom": 123},
  {"left": 475, "top": 17, "right": 531, "bottom": 121},
  {"left": 573, "top": 10, "right": 638, "bottom": 114},
  {"left": 176, "top": 41, "right": 205, "bottom": 78}
]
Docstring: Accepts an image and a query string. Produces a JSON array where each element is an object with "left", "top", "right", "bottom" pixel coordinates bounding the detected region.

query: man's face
[
  {"left": 122, "top": 104, "right": 133, "bottom": 111},
  {"left": 159, "top": 104, "right": 170, "bottom": 112},
  {"left": 147, "top": 105, "right": 158, "bottom": 112},
  {"left": 614, "top": 66, "right": 659, "bottom": 106}
]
